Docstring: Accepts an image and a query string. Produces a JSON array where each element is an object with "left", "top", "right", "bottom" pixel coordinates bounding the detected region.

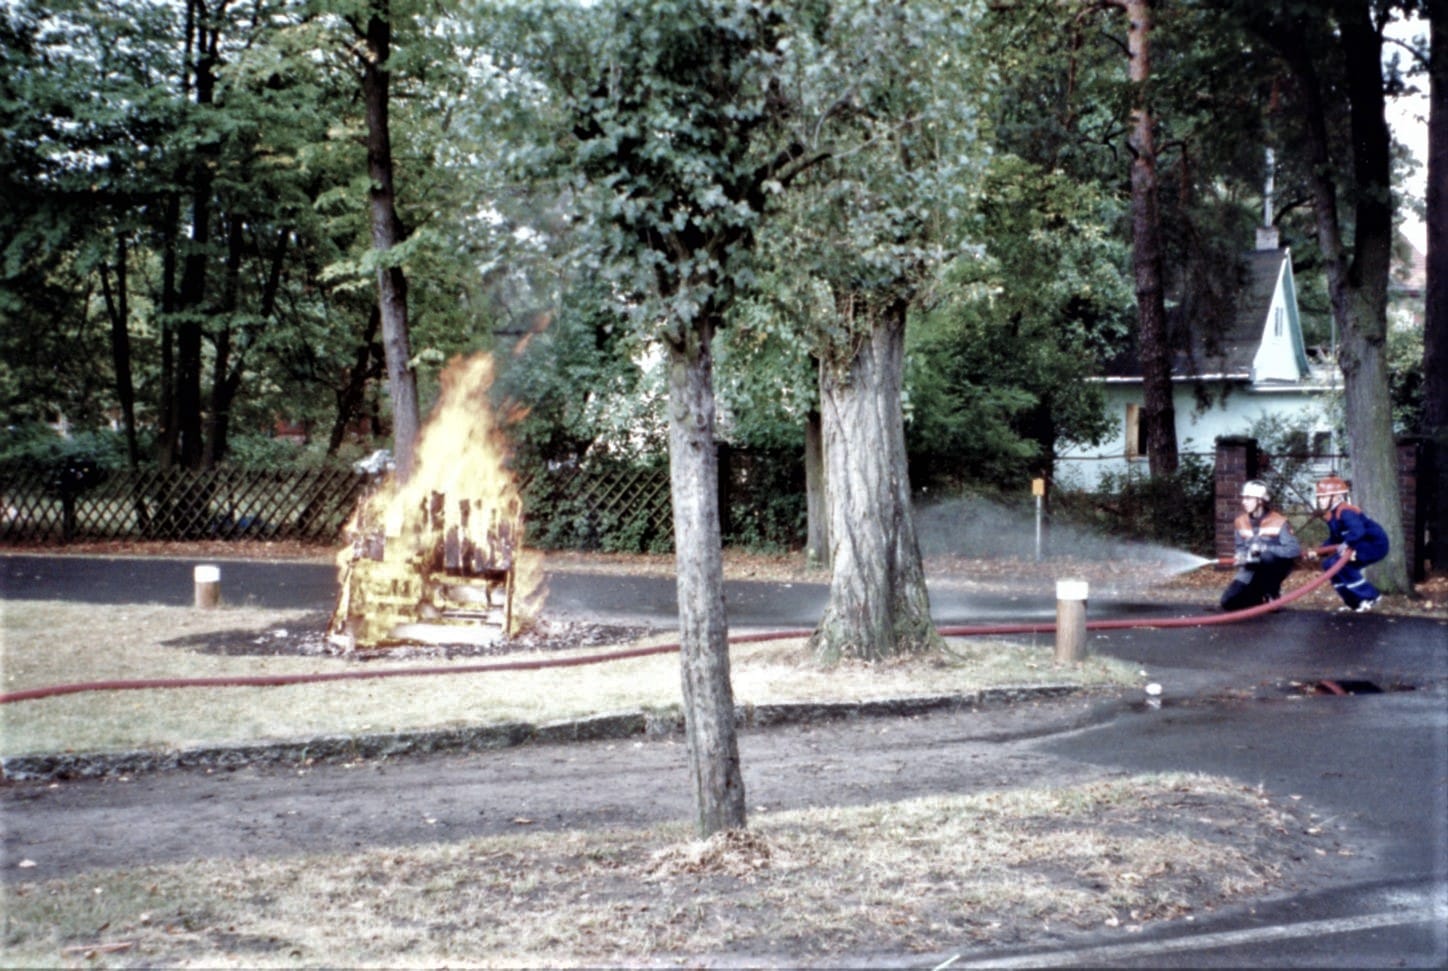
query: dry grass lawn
[
  {"left": 1, "top": 600, "right": 1138, "bottom": 758},
  {"left": 1, "top": 773, "right": 1337, "bottom": 968}
]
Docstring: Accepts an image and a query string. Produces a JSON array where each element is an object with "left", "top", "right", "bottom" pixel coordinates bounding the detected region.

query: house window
[
  {"left": 1274, "top": 307, "right": 1284, "bottom": 337},
  {"left": 1312, "top": 431, "right": 1332, "bottom": 457},
  {"left": 1125, "top": 403, "right": 1143, "bottom": 459}
]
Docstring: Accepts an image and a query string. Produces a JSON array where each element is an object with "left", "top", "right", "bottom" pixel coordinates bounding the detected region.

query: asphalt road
[
  {"left": 0, "top": 551, "right": 1183, "bottom": 626},
  {"left": 2, "top": 553, "right": 1446, "bottom": 967}
]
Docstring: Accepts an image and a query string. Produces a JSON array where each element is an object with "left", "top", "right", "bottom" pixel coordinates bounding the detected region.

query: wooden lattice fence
[
  {"left": 0, "top": 460, "right": 679, "bottom": 550},
  {"left": 518, "top": 462, "right": 675, "bottom": 554},
  {"left": 0, "top": 451, "right": 802, "bottom": 552},
  {"left": 0, "top": 462, "right": 367, "bottom": 543}
]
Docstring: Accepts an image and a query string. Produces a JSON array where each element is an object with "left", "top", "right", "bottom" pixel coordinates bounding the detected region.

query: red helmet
[{"left": 1315, "top": 475, "right": 1350, "bottom": 500}]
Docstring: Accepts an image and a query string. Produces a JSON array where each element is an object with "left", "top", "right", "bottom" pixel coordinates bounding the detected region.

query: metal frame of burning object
[{"left": 329, "top": 478, "right": 521, "bottom": 651}]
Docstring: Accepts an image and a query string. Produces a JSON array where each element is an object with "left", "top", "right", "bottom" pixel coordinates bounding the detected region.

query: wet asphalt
[{"left": 2, "top": 552, "right": 1446, "bottom": 967}]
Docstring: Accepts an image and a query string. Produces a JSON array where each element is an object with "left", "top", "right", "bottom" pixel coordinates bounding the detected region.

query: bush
[
  {"left": 0, "top": 424, "right": 131, "bottom": 501},
  {"left": 1056, "top": 455, "right": 1216, "bottom": 555},
  {"left": 721, "top": 447, "right": 806, "bottom": 553},
  {"left": 0, "top": 424, "right": 129, "bottom": 472}
]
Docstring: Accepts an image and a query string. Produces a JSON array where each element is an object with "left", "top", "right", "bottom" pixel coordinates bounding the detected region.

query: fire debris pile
[{"left": 328, "top": 354, "right": 541, "bottom": 651}]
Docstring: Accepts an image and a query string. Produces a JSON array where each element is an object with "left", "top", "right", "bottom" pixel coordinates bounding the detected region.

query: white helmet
[{"left": 1241, "top": 480, "right": 1270, "bottom": 502}]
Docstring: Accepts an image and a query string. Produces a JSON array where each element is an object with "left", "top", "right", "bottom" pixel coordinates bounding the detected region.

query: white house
[{"left": 1057, "top": 227, "right": 1339, "bottom": 489}]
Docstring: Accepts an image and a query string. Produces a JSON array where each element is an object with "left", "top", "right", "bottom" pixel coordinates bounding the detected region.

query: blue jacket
[{"left": 1325, "top": 503, "right": 1390, "bottom": 562}]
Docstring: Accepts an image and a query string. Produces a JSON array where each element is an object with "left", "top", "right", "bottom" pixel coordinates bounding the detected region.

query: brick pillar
[
  {"left": 1398, "top": 438, "right": 1425, "bottom": 582},
  {"left": 1214, "top": 437, "right": 1258, "bottom": 565}
]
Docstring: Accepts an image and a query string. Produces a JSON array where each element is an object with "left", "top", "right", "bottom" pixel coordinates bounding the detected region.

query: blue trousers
[{"left": 1323, "top": 550, "right": 1383, "bottom": 607}]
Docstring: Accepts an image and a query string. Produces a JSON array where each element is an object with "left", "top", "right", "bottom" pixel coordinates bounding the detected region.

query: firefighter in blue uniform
[{"left": 1307, "top": 475, "right": 1390, "bottom": 612}]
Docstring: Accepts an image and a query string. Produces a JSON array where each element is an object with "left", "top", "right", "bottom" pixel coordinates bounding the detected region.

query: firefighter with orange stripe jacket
[
  {"left": 1220, "top": 480, "right": 1300, "bottom": 612},
  {"left": 1307, "top": 475, "right": 1389, "bottom": 612}
]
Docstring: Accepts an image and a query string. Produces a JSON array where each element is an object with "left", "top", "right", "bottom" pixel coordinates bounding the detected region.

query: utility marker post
[
  {"left": 1055, "top": 578, "right": 1088, "bottom": 663},
  {"left": 1032, "top": 477, "right": 1046, "bottom": 562},
  {"left": 194, "top": 564, "right": 221, "bottom": 609}
]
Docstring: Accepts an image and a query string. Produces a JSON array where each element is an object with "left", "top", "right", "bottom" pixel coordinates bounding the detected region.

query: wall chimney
[{"left": 1257, "top": 148, "right": 1280, "bottom": 251}]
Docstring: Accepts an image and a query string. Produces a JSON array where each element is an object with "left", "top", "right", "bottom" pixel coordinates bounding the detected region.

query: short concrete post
[
  {"left": 194, "top": 564, "right": 221, "bottom": 609},
  {"left": 1055, "top": 578, "right": 1088, "bottom": 664}
]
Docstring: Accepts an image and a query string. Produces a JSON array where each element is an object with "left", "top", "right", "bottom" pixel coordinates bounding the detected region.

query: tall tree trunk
[
  {"left": 205, "top": 223, "right": 288, "bottom": 466},
  {"left": 205, "top": 212, "right": 245, "bottom": 468},
  {"left": 1333, "top": 1, "right": 1405, "bottom": 591},
  {"left": 359, "top": 3, "right": 420, "bottom": 480},
  {"left": 329, "top": 307, "right": 383, "bottom": 455},
  {"left": 1424, "top": 1, "right": 1447, "bottom": 572},
  {"left": 804, "top": 406, "right": 828, "bottom": 568},
  {"left": 175, "top": 0, "right": 221, "bottom": 471},
  {"left": 666, "top": 315, "right": 746, "bottom": 837},
  {"left": 1289, "top": 2, "right": 1408, "bottom": 592},
  {"left": 1239, "top": 1, "right": 1411, "bottom": 592},
  {"left": 1118, "top": 0, "right": 1178, "bottom": 477},
  {"left": 100, "top": 234, "right": 150, "bottom": 534},
  {"left": 99, "top": 233, "right": 140, "bottom": 468},
  {"left": 810, "top": 294, "right": 938, "bottom": 664},
  {"left": 157, "top": 191, "right": 180, "bottom": 469}
]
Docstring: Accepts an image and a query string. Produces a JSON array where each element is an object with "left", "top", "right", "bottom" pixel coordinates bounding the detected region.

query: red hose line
[
  {"left": 0, "top": 641, "right": 685, "bottom": 705},
  {"left": 0, "top": 555, "right": 1351, "bottom": 705},
  {"left": 938, "top": 551, "right": 1349, "bottom": 637}
]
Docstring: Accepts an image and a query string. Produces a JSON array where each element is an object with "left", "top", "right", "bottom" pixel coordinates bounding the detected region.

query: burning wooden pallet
[{"left": 329, "top": 490, "right": 519, "bottom": 651}]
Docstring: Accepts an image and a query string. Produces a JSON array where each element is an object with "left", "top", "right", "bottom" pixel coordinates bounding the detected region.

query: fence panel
[
  {"left": 0, "top": 463, "right": 368, "bottom": 543},
  {"left": 518, "top": 461, "right": 674, "bottom": 553},
  {"left": 0, "top": 452, "right": 802, "bottom": 552}
]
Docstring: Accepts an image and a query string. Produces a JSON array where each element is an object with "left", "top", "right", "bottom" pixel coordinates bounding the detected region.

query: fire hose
[{"left": 0, "top": 551, "right": 1351, "bottom": 705}]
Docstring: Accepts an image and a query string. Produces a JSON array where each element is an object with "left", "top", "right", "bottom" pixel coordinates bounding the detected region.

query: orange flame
[{"left": 332, "top": 352, "right": 543, "bottom": 647}]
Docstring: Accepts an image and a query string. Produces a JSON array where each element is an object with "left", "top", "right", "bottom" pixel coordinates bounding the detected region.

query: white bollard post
[
  {"left": 194, "top": 564, "right": 221, "bottom": 609},
  {"left": 1055, "top": 578, "right": 1088, "bottom": 664}
]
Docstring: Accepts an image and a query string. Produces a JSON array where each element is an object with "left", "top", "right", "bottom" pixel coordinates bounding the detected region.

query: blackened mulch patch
[
  {"left": 166, "top": 615, "right": 662, "bottom": 660},
  {"left": 352, "top": 621, "right": 664, "bottom": 662},
  {"left": 163, "top": 611, "right": 337, "bottom": 657}
]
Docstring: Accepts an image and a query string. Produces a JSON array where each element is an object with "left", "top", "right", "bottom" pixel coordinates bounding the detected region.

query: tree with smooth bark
[{"left": 494, "top": 0, "right": 824, "bottom": 835}]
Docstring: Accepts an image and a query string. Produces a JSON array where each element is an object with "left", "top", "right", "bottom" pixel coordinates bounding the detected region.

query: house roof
[
  {"left": 1183, "top": 248, "right": 1287, "bottom": 378},
  {"left": 1099, "top": 247, "right": 1303, "bottom": 383}
]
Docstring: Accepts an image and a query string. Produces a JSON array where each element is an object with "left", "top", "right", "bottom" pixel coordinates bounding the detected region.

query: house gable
[
  {"left": 1249, "top": 253, "right": 1311, "bottom": 384},
  {"left": 1180, "top": 247, "right": 1311, "bottom": 386},
  {"left": 1099, "top": 246, "right": 1316, "bottom": 390},
  {"left": 1056, "top": 240, "right": 1336, "bottom": 489}
]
